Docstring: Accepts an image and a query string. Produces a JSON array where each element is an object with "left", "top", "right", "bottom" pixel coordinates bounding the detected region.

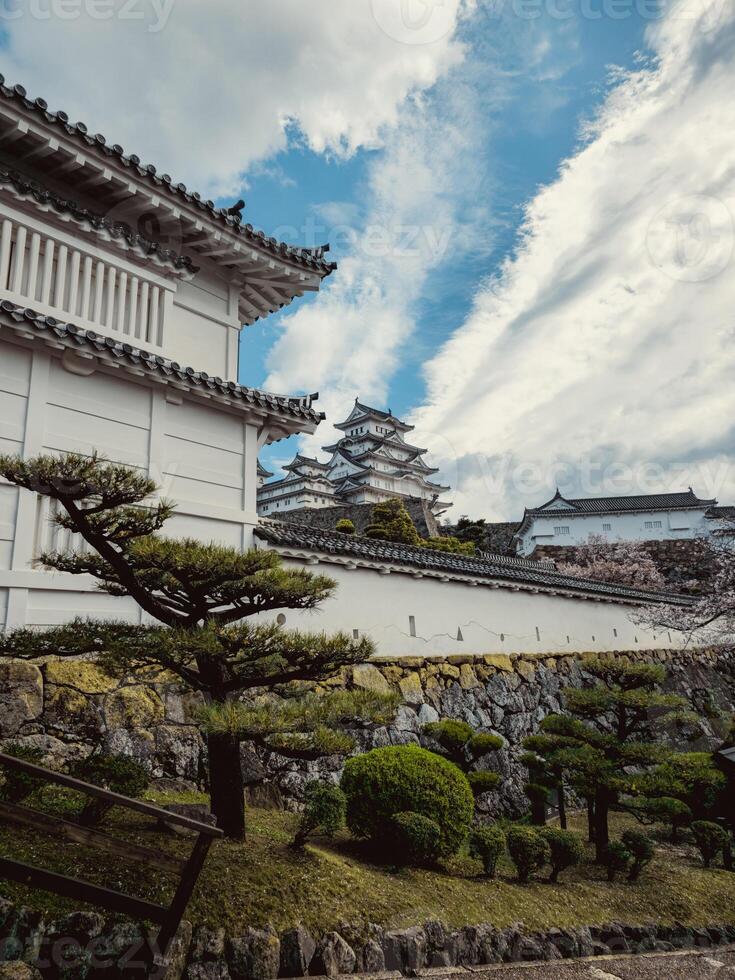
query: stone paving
[{"left": 421, "top": 945, "right": 735, "bottom": 979}]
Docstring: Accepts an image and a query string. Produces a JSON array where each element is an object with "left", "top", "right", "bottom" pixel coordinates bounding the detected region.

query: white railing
[{"left": 0, "top": 211, "right": 169, "bottom": 350}]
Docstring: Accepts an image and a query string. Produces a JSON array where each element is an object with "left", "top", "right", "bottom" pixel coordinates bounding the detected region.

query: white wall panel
[
  {"left": 166, "top": 399, "right": 243, "bottom": 452},
  {"left": 0, "top": 484, "right": 18, "bottom": 570},
  {"left": 164, "top": 475, "right": 243, "bottom": 510},
  {"left": 48, "top": 361, "right": 152, "bottom": 430},
  {"left": 0, "top": 588, "right": 7, "bottom": 629},
  {"left": 26, "top": 589, "right": 141, "bottom": 627},
  {"left": 44, "top": 404, "right": 149, "bottom": 468},
  {"left": 165, "top": 513, "right": 243, "bottom": 548},
  {"left": 163, "top": 435, "right": 243, "bottom": 490}
]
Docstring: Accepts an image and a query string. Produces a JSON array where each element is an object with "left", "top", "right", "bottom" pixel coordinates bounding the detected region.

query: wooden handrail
[
  {"left": 0, "top": 752, "right": 222, "bottom": 836},
  {"left": 0, "top": 750, "right": 222, "bottom": 977}
]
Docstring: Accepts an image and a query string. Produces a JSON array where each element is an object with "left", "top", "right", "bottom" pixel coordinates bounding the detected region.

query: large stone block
[{"left": 0, "top": 662, "right": 43, "bottom": 737}]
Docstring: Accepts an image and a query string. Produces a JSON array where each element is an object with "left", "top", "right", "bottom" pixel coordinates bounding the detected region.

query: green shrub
[
  {"left": 507, "top": 825, "right": 550, "bottom": 883},
  {"left": 292, "top": 781, "right": 346, "bottom": 848},
  {"left": 341, "top": 744, "right": 474, "bottom": 859},
  {"left": 0, "top": 745, "right": 45, "bottom": 803},
  {"left": 540, "top": 827, "right": 583, "bottom": 883},
  {"left": 469, "top": 825, "right": 506, "bottom": 878},
  {"left": 424, "top": 720, "right": 473, "bottom": 757},
  {"left": 642, "top": 796, "right": 692, "bottom": 842},
  {"left": 69, "top": 753, "right": 149, "bottom": 826},
  {"left": 621, "top": 829, "right": 655, "bottom": 881},
  {"left": 691, "top": 820, "right": 729, "bottom": 868},
  {"left": 468, "top": 771, "right": 501, "bottom": 796},
  {"left": 335, "top": 519, "right": 355, "bottom": 535},
  {"left": 391, "top": 811, "right": 442, "bottom": 867},
  {"left": 469, "top": 733, "right": 504, "bottom": 756},
  {"left": 603, "top": 842, "right": 632, "bottom": 882}
]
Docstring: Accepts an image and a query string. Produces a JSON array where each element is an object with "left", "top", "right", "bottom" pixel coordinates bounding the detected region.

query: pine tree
[
  {"left": 0, "top": 452, "right": 384, "bottom": 838},
  {"left": 538, "top": 659, "right": 694, "bottom": 861},
  {"left": 364, "top": 499, "right": 422, "bottom": 545},
  {"left": 423, "top": 719, "right": 503, "bottom": 796}
]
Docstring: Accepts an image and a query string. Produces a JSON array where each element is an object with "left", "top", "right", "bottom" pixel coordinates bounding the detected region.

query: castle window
[
  {"left": 603, "top": 523, "right": 612, "bottom": 531},
  {"left": 409, "top": 615, "right": 416, "bottom": 637},
  {"left": 553, "top": 526, "right": 570, "bottom": 535},
  {"left": 644, "top": 520, "right": 663, "bottom": 529}
]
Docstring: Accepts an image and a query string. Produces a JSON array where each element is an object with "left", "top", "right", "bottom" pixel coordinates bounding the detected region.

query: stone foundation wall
[
  {"left": 2, "top": 894, "right": 735, "bottom": 979},
  {"left": 2, "top": 648, "right": 734, "bottom": 814}
]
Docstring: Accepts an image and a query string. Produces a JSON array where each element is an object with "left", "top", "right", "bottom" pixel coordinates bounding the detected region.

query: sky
[{"left": 2, "top": 0, "right": 733, "bottom": 522}]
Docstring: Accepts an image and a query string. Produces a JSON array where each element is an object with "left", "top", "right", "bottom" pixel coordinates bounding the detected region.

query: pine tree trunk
[
  {"left": 207, "top": 731, "right": 245, "bottom": 839},
  {"left": 594, "top": 788, "right": 611, "bottom": 863},
  {"left": 557, "top": 781, "right": 567, "bottom": 830}
]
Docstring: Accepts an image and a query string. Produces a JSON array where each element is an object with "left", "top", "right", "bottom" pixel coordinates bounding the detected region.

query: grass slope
[{"left": 1, "top": 791, "right": 734, "bottom": 936}]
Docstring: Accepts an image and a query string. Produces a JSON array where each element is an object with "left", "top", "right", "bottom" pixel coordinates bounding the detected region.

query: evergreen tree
[
  {"left": 0, "top": 452, "right": 383, "bottom": 839},
  {"left": 423, "top": 719, "right": 503, "bottom": 796},
  {"left": 538, "top": 660, "right": 694, "bottom": 861},
  {"left": 364, "top": 498, "right": 422, "bottom": 545}
]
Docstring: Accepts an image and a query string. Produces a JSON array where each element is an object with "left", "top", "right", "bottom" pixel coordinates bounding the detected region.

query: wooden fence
[{"left": 0, "top": 751, "right": 222, "bottom": 976}]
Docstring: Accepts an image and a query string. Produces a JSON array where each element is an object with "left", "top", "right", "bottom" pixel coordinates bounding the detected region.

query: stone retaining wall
[
  {"left": 1, "top": 896, "right": 734, "bottom": 979},
  {"left": 1, "top": 648, "right": 734, "bottom": 814}
]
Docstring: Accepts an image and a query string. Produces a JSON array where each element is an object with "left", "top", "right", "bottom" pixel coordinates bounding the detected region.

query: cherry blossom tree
[
  {"left": 633, "top": 522, "right": 735, "bottom": 644},
  {"left": 557, "top": 534, "right": 665, "bottom": 591}
]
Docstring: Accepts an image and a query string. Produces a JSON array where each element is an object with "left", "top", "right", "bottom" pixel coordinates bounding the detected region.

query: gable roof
[
  {"left": 255, "top": 520, "right": 692, "bottom": 606},
  {"left": 514, "top": 488, "right": 718, "bottom": 539},
  {"left": 335, "top": 398, "right": 414, "bottom": 433},
  {"left": 0, "top": 300, "right": 323, "bottom": 428}
]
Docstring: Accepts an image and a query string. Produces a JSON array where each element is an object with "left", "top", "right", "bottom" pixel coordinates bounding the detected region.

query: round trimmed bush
[
  {"left": 621, "top": 829, "right": 654, "bottom": 881},
  {"left": 391, "top": 811, "right": 442, "bottom": 867},
  {"left": 691, "top": 820, "right": 729, "bottom": 868},
  {"left": 603, "top": 841, "right": 632, "bottom": 882},
  {"left": 341, "top": 745, "right": 474, "bottom": 858},
  {"left": 469, "top": 825, "right": 506, "bottom": 878},
  {"left": 540, "top": 827, "right": 583, "bottom": 883},
  {"left": 507, "top": 825, "right": 550, "bottom": 883}
]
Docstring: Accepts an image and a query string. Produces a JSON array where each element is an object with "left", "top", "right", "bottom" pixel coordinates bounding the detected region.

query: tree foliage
[
  {"left": 634, "top": 523, "right": 735, "bottom": 642},
  {"left": 0, "top": 451, "right": 381, "bottom": 839},
  {"left": 557, "top": 534, "right": 665, "bottom": 590},
  {"left": 291, "top": 781, "right": 346, "bottom": 848},
  {"left": 534, "top": 660, "right": 694, "bottom": 860},
  {"left": 506, "top": 826, "right": 549, "bottom": 883},
  {"left": 469, "top": 825, "right": 505, "bottom": 878},
  {"left": 423, "top": 720, "right": 503, "bottom": 797},
  {"left": 540, "top": 827, "right": 583, "bottom": 883},
  {"left": 365, "top": 499, "right": 422, "bottom": 546}
]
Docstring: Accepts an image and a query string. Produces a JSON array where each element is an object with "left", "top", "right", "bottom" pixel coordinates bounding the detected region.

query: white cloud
[
  {"left": 262, "top": 61, "right": 497, "bottom": 458},
  {"left": 411, "top": 0, "right": 735, "bottom": 521},
  {"left": 0, "top": 0, "right": 469, "bottom": 194}
]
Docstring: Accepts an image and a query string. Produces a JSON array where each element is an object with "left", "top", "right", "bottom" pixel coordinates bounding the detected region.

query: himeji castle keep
[
  {"left": 0, "top": 76, "right": 695, "bottom": 655},
  {"left": 257, "top": 400, "right": 452, "bottom": 517}
]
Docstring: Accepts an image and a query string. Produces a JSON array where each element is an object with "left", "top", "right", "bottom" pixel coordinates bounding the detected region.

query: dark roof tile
[
  {"left": 0, "top": 301, "right": 323, "bottom": 424},
  {"left": 255, "top": 520, "right": 691, "bottom": 605}
]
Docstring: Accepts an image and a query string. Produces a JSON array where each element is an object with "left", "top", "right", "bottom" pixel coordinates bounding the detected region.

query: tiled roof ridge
[
  {"left": 0, "top": 301, "right": 324, "bottom": 423},
  {"left": 256, "top": 518, "right": 692, "bottom": 605},
  {"left": 0, "top": 166, "right": 198, "bottom": 274},
  {"left": 531, "top": 489, "right": 717, "bottom": 514},
  {"left": 0, "top": 76, "right": 336, "bottom": 276}
]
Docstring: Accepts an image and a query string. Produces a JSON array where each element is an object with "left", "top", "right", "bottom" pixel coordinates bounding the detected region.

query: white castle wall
[
  {"left": 257, "top": 555, "right": 683, "bottom": 657},
  {"left": 0, "top": 335, "right": 261, "bottom": 630}
]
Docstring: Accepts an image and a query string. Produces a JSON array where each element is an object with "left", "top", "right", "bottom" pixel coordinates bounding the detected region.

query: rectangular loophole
[{"left": 408, "top": 616, "right": 416, "bottom": 637}]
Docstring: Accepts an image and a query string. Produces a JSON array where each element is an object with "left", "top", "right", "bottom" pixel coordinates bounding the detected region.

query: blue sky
[
  {"left": 241, "top": 12, "right": 651, "bottom": 418},
  {"left": 2, "top": 0, "right": 733, "bottom": 520}
]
